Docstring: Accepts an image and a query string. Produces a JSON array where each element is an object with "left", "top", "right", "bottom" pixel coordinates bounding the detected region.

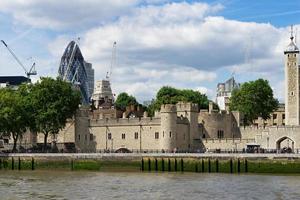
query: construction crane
[
  {"left": 106, "top": 41, "right": 117, "bottom": 80},
  {"left": 1, "top": 40, "right": 37, "bottom": 79}
]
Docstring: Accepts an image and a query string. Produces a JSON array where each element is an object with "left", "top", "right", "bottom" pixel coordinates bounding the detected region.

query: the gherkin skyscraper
[{"left": 58, "top": 41, "right": 94, "bottom": 104}]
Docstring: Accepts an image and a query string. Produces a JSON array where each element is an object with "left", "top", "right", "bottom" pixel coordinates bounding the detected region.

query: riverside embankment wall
[
  {"left": 2, "top": 153, "right": 300, "bottom": 159},
  {"left": 2, "top": 153, "right": 300, "bottom": 173}
]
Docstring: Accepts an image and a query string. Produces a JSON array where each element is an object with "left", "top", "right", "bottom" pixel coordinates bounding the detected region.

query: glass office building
[{"left": 58, "top": 41, "right": 93, "bottom": 104}]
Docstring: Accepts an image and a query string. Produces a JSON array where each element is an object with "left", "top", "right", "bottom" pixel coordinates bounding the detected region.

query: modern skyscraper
[
  {"left": 84, "top": 61, "right": 95, "bottom": 98},
  {"left": 58, "top": 41, "right": 94, "bottom": 104}
]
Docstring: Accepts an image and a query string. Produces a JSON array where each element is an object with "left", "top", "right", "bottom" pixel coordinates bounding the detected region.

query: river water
[{"left": 0, "top": 171, "right": 300, "bottom": 200}]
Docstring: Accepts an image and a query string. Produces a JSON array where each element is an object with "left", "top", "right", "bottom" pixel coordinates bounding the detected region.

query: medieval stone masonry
[{"left": 4, "top": 29, "right": 300, "bottom": 154}]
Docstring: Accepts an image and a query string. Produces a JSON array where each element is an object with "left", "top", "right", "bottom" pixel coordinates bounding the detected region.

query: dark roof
[{"left": 0, "top": 76, "right": 30, "bottom": 85}]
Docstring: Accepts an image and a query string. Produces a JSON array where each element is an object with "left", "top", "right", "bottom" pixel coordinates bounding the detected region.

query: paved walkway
[{"left": 1, "top": 153, "right": 300, "bottom": 159}]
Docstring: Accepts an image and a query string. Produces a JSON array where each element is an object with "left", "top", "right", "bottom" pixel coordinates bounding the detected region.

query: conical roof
[{"left": 285, "top": 36, "right": 299, "bottom": 54}]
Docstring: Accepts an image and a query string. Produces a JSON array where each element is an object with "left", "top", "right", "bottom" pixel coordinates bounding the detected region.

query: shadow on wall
[{"left": 200, "top": 111, "right": 242, "bottom": 139}]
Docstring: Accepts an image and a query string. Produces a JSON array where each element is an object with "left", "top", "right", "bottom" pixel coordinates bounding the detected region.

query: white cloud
[
  {"left": 68, "top": 2, "right": 293, "bottom": 102},
  {"left": 0, "top": 0, "right": 140, "bottom": 29},
  {"left": 0, "top": 1, "right": 297, "bottom": 103}
]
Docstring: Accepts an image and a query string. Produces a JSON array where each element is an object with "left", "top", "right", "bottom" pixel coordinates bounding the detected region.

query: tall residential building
[
  {"left": 84, "top": 61, "right": 95, "bottom": 98},
  {"left": 58, "top": 41, "right": 91, "bottom": 104},
  {"left": 91, "top": 80, "right": 114, "bottom": 109},
  {"left": 216, "top": 77, "right": 240, "bottom": 111},
  {"left": 284, "top": 27, "right": 300, "bottom": 125}
]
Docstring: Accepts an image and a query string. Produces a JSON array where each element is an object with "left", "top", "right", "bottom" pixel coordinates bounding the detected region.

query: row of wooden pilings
[
  {"left": 0, "top": 157, "right": 35, "bottom": 170},
  {"left": 0, "top": 157, "right": 77, "bottom": 171},
  {"left": 141, "top": 158, "right": 248, "bottom": 173}
]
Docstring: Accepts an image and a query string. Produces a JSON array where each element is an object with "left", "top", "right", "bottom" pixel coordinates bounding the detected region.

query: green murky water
[{"left": 0, "top": 171, "right": 300, "bottom": 199}]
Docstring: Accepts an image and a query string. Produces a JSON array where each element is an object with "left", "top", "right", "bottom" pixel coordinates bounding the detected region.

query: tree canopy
[
  {"left": 229, "top": 79, "right": 278, "bottom": 124},
  {"left": 115, "top": 92, "right": 138, "bottom": 111},
  {"left": 0, "top": 87, "right": 31, "bottom": 152},
  {"left": 29, "top": 77, "right": 81, "bottom": 151},
  {"left": 146, "top": 86, "right": 210, "bottom": 116},
  {"left": 0, "top": 77, "right": 82, "bottom": 152},
  {"left": 156, "top": 86, "right": 209, "bottom": 108}
]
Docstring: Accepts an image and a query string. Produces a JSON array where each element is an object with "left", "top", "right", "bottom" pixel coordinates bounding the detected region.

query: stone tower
[
  {"left": 284, "top": 26, "right": 300, "bottom": 125},
  {"left": 176, "top": 102, "right": 199, "bottom": 150},
  {"left": 160, "top": 104, "right": 177, "bottom": 151}
]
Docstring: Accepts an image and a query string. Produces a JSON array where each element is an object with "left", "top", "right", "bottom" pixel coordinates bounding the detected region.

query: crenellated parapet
[
  {"left": 176, "top": 101, "right": 198, "bottom": 112},
  {"left": 89, "top": 117, "right": 161, "bottom": 127},
  {"left": 160, "top": 104, "right": 177, "bottom": 113}
]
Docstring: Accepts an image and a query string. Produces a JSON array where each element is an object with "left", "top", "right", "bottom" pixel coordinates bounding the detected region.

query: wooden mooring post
[
  {"left": 32, "top": 157, "right": 35, "bottom": 171},
  {"left": 230, "top": 159, "right": 233, "bottom": 173},
  {"left": 18, "top": 157, "right": 21, "bottom": 170}
]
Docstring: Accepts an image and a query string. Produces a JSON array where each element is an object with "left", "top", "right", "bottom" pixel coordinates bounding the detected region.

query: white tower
[{"left": 284, "top": 25, "right": 300, "bottom": 125}]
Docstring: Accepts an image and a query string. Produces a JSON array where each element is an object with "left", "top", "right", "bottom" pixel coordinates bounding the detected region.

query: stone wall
[
  {"left": 198, "top": 110, "right": 241, "bottom": 139},
  {"left": 202, "top": 138, "right": 255, "bottom": 151},
  {"left": 36, "top": 120, "right": 75, "bottom": 145}
]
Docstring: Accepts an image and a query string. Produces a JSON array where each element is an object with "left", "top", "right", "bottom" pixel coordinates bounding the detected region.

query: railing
[{"left": 203, "top": 138, "right": 255, "bottom": 143}]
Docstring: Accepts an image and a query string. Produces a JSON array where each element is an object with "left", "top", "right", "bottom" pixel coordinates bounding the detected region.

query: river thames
[{"left": 0, "top": 171, "right": 300, "bottom": 199}]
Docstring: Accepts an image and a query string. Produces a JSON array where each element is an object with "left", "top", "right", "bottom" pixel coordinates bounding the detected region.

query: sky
[{"left": 0, "top": 0, "right": 299, "bottom": 103}]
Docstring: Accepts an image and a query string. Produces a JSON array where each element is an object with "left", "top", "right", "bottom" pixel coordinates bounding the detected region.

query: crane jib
[{"left": 1, "top": 39, "right": 37, "bottom": 79}]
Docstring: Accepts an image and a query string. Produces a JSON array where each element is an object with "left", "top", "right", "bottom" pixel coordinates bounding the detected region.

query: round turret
[{"left": 160, "top": 104, "right": 177, "bottom": 151}]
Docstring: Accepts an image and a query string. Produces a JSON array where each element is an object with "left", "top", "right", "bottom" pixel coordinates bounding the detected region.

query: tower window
[
  {"left": 134, "top": 132, "right": 138, "bottom": 139},
  {"left": 169, "top": 131, "right": 172, "bottom": 138},
  {"left": 122, "top": 133, "right": 126, "bottom": 139},
  {"left": 155, "top": 132, "right": 159, "bottom": 139},
  {"left": 217, "top": 130, "right": 224, "bottom": 139},
  {"left": 291, "top": 91, "right": 295, "bottom": 96},
  {"left": 108, "top": 133, "right": 112, "bottom": 140}
]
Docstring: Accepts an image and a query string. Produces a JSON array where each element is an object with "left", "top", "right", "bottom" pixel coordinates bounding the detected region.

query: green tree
[
  {"left": 152, "top": 86, "right": 210, "bottom": 113},
  {"left": 229, "top": 79, "right": 278, "bottom": 124},
  {"left": 0, "top": 87, "right": 30, "bottom": 152},
  {"left": 115, "top": 92, "right": 138, "bottom": 111},
  {"left": 30, "top": 77, "right": 81, "bottom": 152}
]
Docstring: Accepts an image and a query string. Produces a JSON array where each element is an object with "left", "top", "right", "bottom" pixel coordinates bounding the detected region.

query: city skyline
[{"left": 0, "top": 0, "right": 299, "bottom": 102}]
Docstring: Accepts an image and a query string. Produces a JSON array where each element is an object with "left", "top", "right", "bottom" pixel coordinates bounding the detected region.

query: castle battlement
[
  {"left": 199, "top": 109, "right": 230, "bottom": 116},
  {"left": 160, "top": 104, "right": 177, "bottom": 113},
  {"left": 176, "top": 101, "right": 198, "bottom": 112},
  {"left": 89, "top": 117, "right": 161, "bottom": 127}
]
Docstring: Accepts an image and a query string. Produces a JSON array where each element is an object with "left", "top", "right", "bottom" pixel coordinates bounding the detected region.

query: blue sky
[{"left": 0, "top": 0, "right": 299, "bottom": 103}]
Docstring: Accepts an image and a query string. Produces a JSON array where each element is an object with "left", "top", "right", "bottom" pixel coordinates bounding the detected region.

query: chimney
[
  {"left": 209, "top": 101, "right": 213, "bottom": 114},
  {"left": 143, "top": 111, "right": 148, "bottom": 118},
  {"left": 225, "top": 105, "right": 230, "bottom": 114},
  {"left": 131, "top": 104, "right": 135, "bottom": 111},
  {"left": 154, "top": 110, "right": 160, "bottom": 117}
]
